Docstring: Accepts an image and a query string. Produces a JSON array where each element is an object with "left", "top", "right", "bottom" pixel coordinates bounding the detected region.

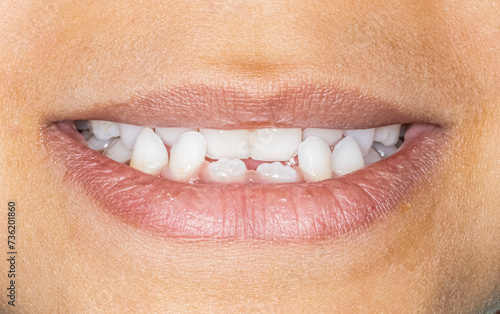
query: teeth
[
  {"left": 81, "top": 129, "right": 93, "bottom": 141},
  {"left": 207, "top": 158, "right": 247, "bottom": 183},
  {"left": 103, "top": 139, "right": 132, "bottom": 163},
  {"left": 372, "top": 142, "right": 398, "bottom": 158},
  {"left": 251, "top": 128, "right": 302, "bottom": 161},
  {"left": 87, "top": 135, "right": 115, "bottom": 151},
  {"left": 363, "top": 148, "right": 382, "bottom": 166},
  {"left": 256, "top": 162, "right": 298, "bottom": 183},
  {"left": 75, "top": 120, "right": 90, "bottom": 130},
  {"left": 200, "top": 129, "right": 251, "bottom": 159},
  {"left": 168, "top": 131, "right": 207, "bottom": 180},
  {"left": 303, "top": 128, "right": 343, "bottom": 146},
  {"left": 89, "top": 120, "right": 121, "bottom": 140},
  {"left": 298, "top": 136, "right": 332, "bottom": 182},
  {"left": 155, "top": 127, "right": 197, "bottom": 146},
  {"left": 331, "top": 136, "right": 365, "bottom": 176},
  {"left": 344, "top": 128, "right": 375, "bottom": 156},
  {"left": 374, "top": 124, "right": 401, "bottom": 146},
  {"left": 130, "top": 128, "right": 169, "bottom": 176},
  {"left": 119, "top": 123, "right": 144, "bottom": 149}
]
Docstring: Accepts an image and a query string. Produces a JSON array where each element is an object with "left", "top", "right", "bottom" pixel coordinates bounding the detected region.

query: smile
[{"left": 42, "top": 84, "right": 447, "bottom": 241}]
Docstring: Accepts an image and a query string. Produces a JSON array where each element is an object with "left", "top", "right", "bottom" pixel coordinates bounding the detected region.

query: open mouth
[{"left": 42, "top": 85, "right": 446, "bottom": 241}]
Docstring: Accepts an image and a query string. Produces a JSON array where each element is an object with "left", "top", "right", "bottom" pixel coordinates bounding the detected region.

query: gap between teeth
[{"left": 78, "top": 120, "right": 406, "bottom": 184}]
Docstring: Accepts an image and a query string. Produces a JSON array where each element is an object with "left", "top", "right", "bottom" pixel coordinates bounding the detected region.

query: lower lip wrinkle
[{"left": 43, "top": 121, "right": 445, "bottom": 241}]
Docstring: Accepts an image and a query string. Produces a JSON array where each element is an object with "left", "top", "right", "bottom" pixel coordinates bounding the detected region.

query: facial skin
[{"left": 0, "top": 0, "right": 499, "bottom": 312}]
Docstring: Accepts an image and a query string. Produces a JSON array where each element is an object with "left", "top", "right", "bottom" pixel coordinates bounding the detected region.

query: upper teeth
[{"left": 79, "top": 120, "right": 405, "bottom": 184}]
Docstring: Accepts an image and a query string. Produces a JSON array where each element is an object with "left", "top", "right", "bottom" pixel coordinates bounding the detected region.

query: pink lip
[{"left": 42, "top": 85, "right": 447, "bottom": 241}]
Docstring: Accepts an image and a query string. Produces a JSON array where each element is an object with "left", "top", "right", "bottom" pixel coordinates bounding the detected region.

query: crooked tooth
[
  {"left": 331, "top": 136, "right": 365, "bottom": 176},
  {"left": 374, "top": 124, "right": 401, "bottom": 146},
  {"left": 104, "top": 139, "right": 132, "bottom": 163},
  {"left": 373, "top": 142, "right": 398, "bottom": 158},
  {"left": 87, "top": 135, "right": 114, "bottom": 151},
  {"left": 298, "top": 136, "right": 332, "bottom": 182},
  {"left": 251, "top": 128, "right": 302, "bottom": 161},
  {"left": 207, "top": 158, "right": 247, "bottom": 183},
  {"left": 155, "top": 127, "right": 196, "bottom": 146},
  {"left": 303, "top": 128, "right": 343, "bottom": 146},
  {"left": 363, "top": 148, "right": 382, "bottom": 166},
  {"left": 119, "top": 123, "right": 144, "bottom": 149},
  {"left": 344, "top": 128, "right": 375, "bottom": 156},
  {"left": 168, "top": 131, "right": 207, "bottom": 180},
  {"left": 200, "top": 129, "right": 251, "bottom": 159},
  {"left": 130, "top": 128, "right": 168, "bottom": 176},
  {"left": 90, "top": 120, "right": 121, "bottom": 140},
  {"left": 256, "top": 162, "right": 298, "bottom": 183}
]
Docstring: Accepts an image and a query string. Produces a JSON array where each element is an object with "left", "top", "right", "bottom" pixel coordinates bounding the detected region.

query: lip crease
[{"left": 42, "top": 85, "right": 447, "bottom": 241}]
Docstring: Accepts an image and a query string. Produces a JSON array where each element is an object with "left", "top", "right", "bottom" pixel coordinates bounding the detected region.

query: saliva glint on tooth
[{"left": 75, "top": 120, "right": 407, "bottom": 184}]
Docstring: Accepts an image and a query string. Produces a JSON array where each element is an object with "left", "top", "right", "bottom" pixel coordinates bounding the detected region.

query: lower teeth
[{"left": 75, "top": 120, "right": 407, "bottom": 184}]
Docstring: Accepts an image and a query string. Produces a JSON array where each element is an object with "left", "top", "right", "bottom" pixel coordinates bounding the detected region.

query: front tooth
[
  {"left": 331, "top": 136, "right": 365, "bottom": 176},
  {"left": 168, "top": 131, "right": 207, "bottom": 180},
  {"left": 344, "top": 128, "right": 375, "bottom": 156},
  {"left": 89, "top": 120, "right": 121, "bottom": 140},
  {"left": 200, "top": 129, "right": 251, "bottom": 159},
  {"left": 251, "top": 128, "right": 302, "bottom": 161},
  {"left": 256, "top": 162, "right": 298, "bottom": 183},
  {"left": 119, "top": 123, "right": 144, "bottom": 149},
  {"left": 298, "top": 136, "right": 332, "bottom": 182},
  {"left": 372, "top": 142, "right": 398, "bottom": 158},
  {"left": 104, "top": 139, "right": 132, "bottom": 163},
  {"left": 87, "top": 135, "right": 114, "bottom": 151},
  {"left": 130, "top": 128, "right": 168, "bottom": 176},
  {"left": 374, "top": 124, "right": 401, "bottom": 146},
  {"left": 155, "top": 127, "right": 196, "bottom": 146},
  {"left": 303, "top": 128, "right": 343, "bottom": 146},
  {"left": 363, "top": 148, "right": 382, "bottom": 165},
  {"left": 207, "top": 158, "right": 247, "bottom": 183}
]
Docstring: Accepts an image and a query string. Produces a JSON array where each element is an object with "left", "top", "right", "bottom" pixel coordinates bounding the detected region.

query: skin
[{"left": 1, "top": 0, "right": 499, "bottom": 312}]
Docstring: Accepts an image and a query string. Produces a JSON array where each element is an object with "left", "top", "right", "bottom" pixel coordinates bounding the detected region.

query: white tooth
[
  {"left": 200, "top": 129, "right": 251, "bottom": 159},
  {"left": 331, "top": 136, "right": 365, "bottom": 176},
  {"left": 89, "top": 120, "right": 121, "bottom": 140},
  {"left": 372, "top": 142, "right": 398, "bottom": 158},
  {"left": 155, "top": 127, "right": 196, "bottom": 146},
  {"left": 303, "top": 128, "right": 343, "bottom": 146},
  {"left": 363, "top": 148, "right": 382, "bottom": 166},
  {"left": 298, "top": 136, "right": 332, "bottom": 182},
  {"left": 119, "top": 123, "right": 144, "bottom": 149},
  {"left": 251, "top": 128, "right": 302, "bottom": 161},
  {"left": 130, "top": 128, "right": 168, "bottom": 176},
  {"left": 104, "top": 139, "right": 132, "bottom": 163},
  {"left": 256, "top": 162, "right": 298, "bottom": 183},
  {"left": 87, "top": 136, "right": 114, "bottom": 151},
  {"left": 75, "top": 120, "right": 90, "bottom": 130},
  {"left": 374, "top": 124, "right": 401, "bottom": 146},
  {"left": 344, "top": 128, "right": 375, "bottom": 156},
  {"left": 207, "top": 158, "right": 247, "bottom": 183},
  {"left": 168, "top": 131, "right": 207, "bottom": 180}
]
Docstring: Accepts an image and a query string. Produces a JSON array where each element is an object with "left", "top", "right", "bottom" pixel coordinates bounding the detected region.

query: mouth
[{"left": 42, "top": 84, "right": 447, "bottom": 241}]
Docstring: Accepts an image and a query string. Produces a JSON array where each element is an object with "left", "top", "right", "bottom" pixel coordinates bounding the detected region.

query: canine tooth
[
  {"left": 87, "top": 136, "right": 114, "bottom": 151},
  {"left": 89, "top": 120, "right": 121, "bottom": 140},
  {"left": 256, "top": 162, "right": 298, "bottom": 183},
  {"left": 344, "top": 128, "right": 375, "bottom": 156},
  {"left": 251, "top": 128, "right": 301, "bottom": 161},
  {"left": 104, "top": 139, "right": 132, "bottom": 163},
  {"left": 363, "top": 148, "right": 382, "bottom": 165},
  {"left": 303, "top": 128, "right": 343, "bottom": 146},
  {"left": 298, "top": 136, "right": 332, "bottom": 182},
  {"left": 331, "top": 136, "right": 365, "bottom": 176},
  {"left": 207, "top": 158, "right": 247, "bottom": 183},
  {"left": 200, "top": 129, "right": 251, "bottom": 159},
  {"left": 373, "top": 142, "right": 398, "bottom": 158},
  {"left": 75, "top": 120, "right": 90, "bottom": 130},
  {"left": 374, "top": 124, "right": 401, "bottom": 146},
  {"left": 119, "top": 123, "right": 144, "bottom": 149},
  {"left": 168, "top": 131, "right": 207, "bottom": 180},
  {"left": 130, "top": 128, "right": 168, "bottom": 176},
  {"left": 155, "top": 127, "right": 196, "bottom": 146}
]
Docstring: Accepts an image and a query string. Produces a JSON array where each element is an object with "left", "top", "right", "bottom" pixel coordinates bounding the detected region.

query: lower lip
[{"left": 43, "top": 122, "right": 445, "bottom": 241}]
